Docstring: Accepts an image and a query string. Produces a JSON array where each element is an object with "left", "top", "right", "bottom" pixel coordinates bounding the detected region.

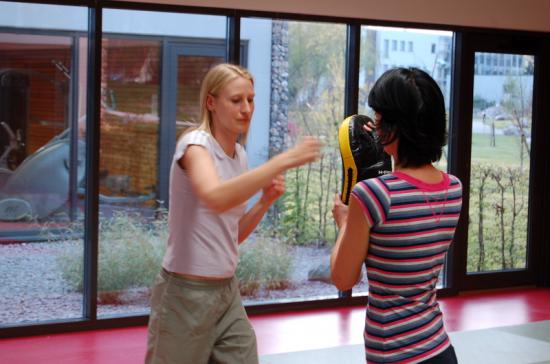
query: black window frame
[{"left": 448, "top": 31, "right": 550, "bottom": 292}]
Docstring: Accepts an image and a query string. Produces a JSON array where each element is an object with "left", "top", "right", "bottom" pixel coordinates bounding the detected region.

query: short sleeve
[
  {"left": 350, "top": 178, "right": 388, "bottom": 228},
  {"left": 235, "top": 143, "right": 249, "bottom": 171},
  {"left": 173, "top": 130, "right": 210, "bottom": 162}
]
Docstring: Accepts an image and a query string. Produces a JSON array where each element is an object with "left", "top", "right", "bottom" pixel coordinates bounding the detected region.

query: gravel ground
[
  {"left": 0, "top": 242, "right": 83, "bottom": 323},
  {"left": 0, "top": 242, "right": 368, "bottom": 325}
]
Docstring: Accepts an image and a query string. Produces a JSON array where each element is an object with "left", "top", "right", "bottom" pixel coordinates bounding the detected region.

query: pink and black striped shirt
[{"left": 351, "top": 171, "right": 462, "bottom": 363}]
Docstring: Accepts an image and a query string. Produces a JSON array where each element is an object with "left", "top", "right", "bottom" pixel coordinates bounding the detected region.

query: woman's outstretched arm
[{"left": 181, "top": 137, "right": 320, "bottom": 214}]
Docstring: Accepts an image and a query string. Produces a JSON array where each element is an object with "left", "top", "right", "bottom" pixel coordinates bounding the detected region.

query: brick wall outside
[
  {"left": 0, "top": 47, "right": 71, "bottom": 155},
  {"left": 98, "top": 39, "right": 160, "bottom": 198},
  {"left": 2, "top": 38, "right": 217, "bottom": 201},
  {"left": 100, "top": 113, "right": 159, "bottom": 197}
]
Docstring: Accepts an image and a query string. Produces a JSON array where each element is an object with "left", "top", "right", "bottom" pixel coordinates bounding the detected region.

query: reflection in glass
[
  {"left": 175, "top": 55, "right": 224, "bottom": 136},
  {"left": 97, "top": 9, "right": 227, "bottom": 316},
  {"left": 0, "top": 2, "right": 87, "bottom": 325},
  {"left": 467, "top": 53, "right": 533, "bottom": 273}
]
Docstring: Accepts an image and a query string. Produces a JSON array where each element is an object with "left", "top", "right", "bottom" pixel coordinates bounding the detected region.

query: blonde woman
[{"left": 145, "top": 63, "right": 321, "bottom": 364}]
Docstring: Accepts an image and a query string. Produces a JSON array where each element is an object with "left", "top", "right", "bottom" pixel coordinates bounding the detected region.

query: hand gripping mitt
[{"left": 338, "top": 114, "right": 392, "bottom": 205}]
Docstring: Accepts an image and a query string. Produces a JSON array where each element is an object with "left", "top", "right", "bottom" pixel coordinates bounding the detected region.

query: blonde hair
[{"left": 198, "top": 63, "right": 254, "bottom": 145}]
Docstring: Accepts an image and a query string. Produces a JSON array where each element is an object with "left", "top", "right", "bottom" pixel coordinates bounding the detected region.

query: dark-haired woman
[{"left": 331, "top": 67, "right": 463, "bottom": 363}]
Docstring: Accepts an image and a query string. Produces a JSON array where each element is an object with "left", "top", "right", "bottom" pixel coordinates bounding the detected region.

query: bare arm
[
  {"left": 181, "top": 137, "right": 320, "bottom": 214},
  {"left": 330, "top": 193, "right": 370, "bottom": 291},
  {"left": 238, "top": 175, "right": 285, "bottom": 243}
]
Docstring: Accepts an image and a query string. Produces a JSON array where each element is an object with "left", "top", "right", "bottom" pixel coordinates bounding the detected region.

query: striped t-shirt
[{"left": 351, "top": 171, "right": 463, "bottom": 364}]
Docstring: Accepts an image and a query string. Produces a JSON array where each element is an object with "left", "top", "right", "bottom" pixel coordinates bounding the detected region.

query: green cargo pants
[{"left": 145, "top": 269, "right": 258, "bottom": 364}]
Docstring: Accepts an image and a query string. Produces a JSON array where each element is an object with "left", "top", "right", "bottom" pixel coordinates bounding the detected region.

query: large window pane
[
  {"left": 240, "top": 18, "right": 346, "bottom": 304},
  {"left": 467, "top": 53, "right": 533, "bottom": 273},
  {"left": 98, "top": 9, "right": 227, "bottom": 317},
  {"left": 355, "top": 26, "right": 454, "bottom": 294},
  {"left": 359, "top": 26, "right": 453, "bottom": 170},
  {"left": 0, "top": 2, "right": 87, "bottom": 325}
]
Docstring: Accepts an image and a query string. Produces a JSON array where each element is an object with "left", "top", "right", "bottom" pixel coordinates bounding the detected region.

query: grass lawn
[{"left": 471, "top": 133, "right": 526, "bottom": 167}]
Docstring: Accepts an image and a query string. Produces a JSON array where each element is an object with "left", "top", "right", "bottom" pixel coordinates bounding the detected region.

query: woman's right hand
[
  {"left": 331, "top": 193, "right": 349, "bottom": 229},
  {"left": 278, "top": 136, "right": 322, "bottom": 169}
]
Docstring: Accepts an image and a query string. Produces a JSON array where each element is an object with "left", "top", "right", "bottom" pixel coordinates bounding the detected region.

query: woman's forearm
[
  {"left": 184, "top": 137, "right": 320, "bottom": 214},
  {"left": 200, "top": 156, "right": 286, "bottom": 214},
  {"left": 238, "top": 198, "right": 272, "bottom": 243}
]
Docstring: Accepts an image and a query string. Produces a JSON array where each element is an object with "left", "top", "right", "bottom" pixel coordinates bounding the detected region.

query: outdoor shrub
[
  {"left": 468, "top": 163, "right": 529, "bottom": 272},
  {"left": 236, "top": 230, "right": 292, "bottom": 296},
  {"left": 50, "top": 209, "right": 167, "bottom": 303}
]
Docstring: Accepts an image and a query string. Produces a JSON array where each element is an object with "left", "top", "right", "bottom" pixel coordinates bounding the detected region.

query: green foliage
[
  {"left": 276, "top": 21, "right": 345, "bottom": 246},
  {"left": 49, "top": 210, "right": 167, "bottom": 302},
  {"left": 467, "top": 164, "right": 529, "bottom": 272},
  {"left": 236, "top": 230, "right": 292, "bottom": 296},
  {"left": 288, "top": 22, "right": 346, "bottom": 104},
  {"left": 280, "top": 162, "right": 339, "bottom": 246}
]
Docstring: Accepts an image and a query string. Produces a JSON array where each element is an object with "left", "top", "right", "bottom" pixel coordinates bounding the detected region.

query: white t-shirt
[{"left": 162, "top": 129, "right": 248, "bottom": 277}]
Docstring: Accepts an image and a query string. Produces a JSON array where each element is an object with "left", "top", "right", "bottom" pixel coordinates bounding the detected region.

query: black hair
[{"left": 367, "top": 67, "right": 447, "bottom": 168}]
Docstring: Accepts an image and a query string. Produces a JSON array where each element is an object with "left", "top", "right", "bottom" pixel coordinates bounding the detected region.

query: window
[
  {"left": 0, "top": 0, "right": 548, "bottom": 340},
  {"left": 241, "top": 17, "right": 346, "bottom": 304},
  {"left": 468, "top": 52, "right": 534, "bottom": 274},
  {"left": 93, "top": 9, "right": 229, "bottom": 316},
  {"left": 358, "top": 26, "right": 454, "bottom": 292},
  {"left": 0, "top": 1, "right": 88, "bottom": 325},
  {"left": 359, "top": 27, "right": 453, "bottom": 114}
]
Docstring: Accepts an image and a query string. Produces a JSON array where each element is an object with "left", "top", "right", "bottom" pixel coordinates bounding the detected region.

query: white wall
[{"left": 116, "top": 0, "right": 550, "bottom": 33}]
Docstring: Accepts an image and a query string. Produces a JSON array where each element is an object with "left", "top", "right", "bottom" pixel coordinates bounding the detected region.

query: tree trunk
[{"left": 477, "top": 179, "right": 486, "bottom": 272}]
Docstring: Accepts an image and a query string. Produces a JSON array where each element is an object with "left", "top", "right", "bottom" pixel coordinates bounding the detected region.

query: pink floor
[{"left": 1, "top": 287, "right": 549, "bottom": 364}]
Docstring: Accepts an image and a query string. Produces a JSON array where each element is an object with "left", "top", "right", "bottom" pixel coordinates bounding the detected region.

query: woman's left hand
[
  {"left": 332, "top": 193, "right": 349, "bottom": 229},
  {"left": 261, "top": 174, "right": 285, "bottom": 205}
]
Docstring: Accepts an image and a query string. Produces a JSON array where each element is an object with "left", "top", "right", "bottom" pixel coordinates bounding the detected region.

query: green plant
[
  {"left": 49, "top": 209, "right": 167, "bottom": 304},
  {"left": 274, "top": 21, "right": 343, "bottom": 247},
  {"left": 236, "top": 230, "right": 292, "bottom": 296},
  {"left": 467, "top": 163, "right": 529, "bottom": 272}
]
